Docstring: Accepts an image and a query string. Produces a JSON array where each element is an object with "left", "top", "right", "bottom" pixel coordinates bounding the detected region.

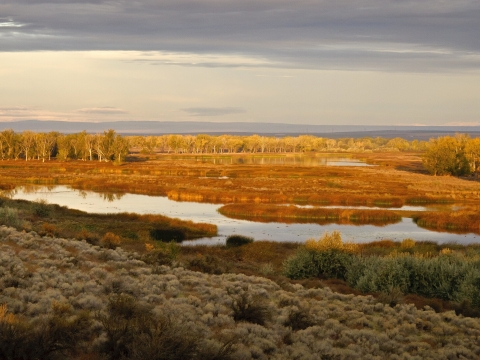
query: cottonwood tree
[
  {"left": 33, "top": 132, "right": 57, "bottom": 162},
  {"left": 465, "top": 138, "right": 480, "bottom": 177},
  {"left": 423, "top": 136, "right": 470, "bottom": 176},
  {"left": 84, "top": 133, "right": 96, "bottom": 161},
  {"left": 20, "top": 131, "right": 36, "bottom": 161},
  {"left": 112, "top": 134, "right": 130, "bottom": 164},
  {"left": 0, "top": 129, "right": 16, "bottom": 160}
]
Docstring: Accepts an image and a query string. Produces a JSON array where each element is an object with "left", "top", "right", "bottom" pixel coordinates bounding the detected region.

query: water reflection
[
  {"left": 9, "top": 185, "right": 480, "bottom": 245},
  {"left": 159, "top": 155, "right": 372, "bottom": 167}
]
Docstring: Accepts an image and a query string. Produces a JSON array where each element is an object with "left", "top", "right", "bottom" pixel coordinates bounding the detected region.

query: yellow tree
[{"left": 465, "top": 138, "right": 480, "bottom": 177}]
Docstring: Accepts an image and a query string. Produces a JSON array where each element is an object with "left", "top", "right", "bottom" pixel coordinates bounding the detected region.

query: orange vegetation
[
  {"left": 0, "top": 152, "right": 479, "bottom": 208},
  {"left": 218, "top": 204, "right": 402, "bottom": 225},
  {"left": 414, "top": 211, "right": 480, "bottom": 234}
]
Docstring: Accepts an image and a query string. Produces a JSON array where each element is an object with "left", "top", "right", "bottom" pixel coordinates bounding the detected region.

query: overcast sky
[{"left": 1, "top": 0, "right": 480, "bottom": 125}]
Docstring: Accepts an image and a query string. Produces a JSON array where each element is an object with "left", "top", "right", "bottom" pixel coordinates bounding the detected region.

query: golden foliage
[
  {"left": 305, "top": 231, "right": 359, "bottom": 253},
  {"left": 145, "top": 243, "right": 155, "bottom": 252},
  {"left": 400, "top": 238, "right": 416, "bottom": 249},
  {"left": 101, "top": 232, "right": 121, "bottom": 248},
  {"left": 440, "top": 248, "right": 454, "bottom": 255},
  {"left": 0, "top": 304, "right": 17, "bottom": 325}
]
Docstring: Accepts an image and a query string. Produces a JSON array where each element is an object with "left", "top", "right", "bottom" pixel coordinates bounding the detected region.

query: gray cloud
[
  {"left": 1, "top": 1, "right": 480, "bottom": 71},
  {"left": 183, "top": 107, "right": 246, "bottom": 117}
]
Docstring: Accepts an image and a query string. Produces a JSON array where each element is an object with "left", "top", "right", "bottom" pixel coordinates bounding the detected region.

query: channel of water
[{"left": 9, "top": 185, "right": 479, "bottom": 245}]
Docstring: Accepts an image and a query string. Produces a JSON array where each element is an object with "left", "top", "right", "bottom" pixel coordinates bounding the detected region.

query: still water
[
  {"left": 159, "top": 155, "right": 373, "bottom": 167},
  {"left": 9, "top": 185, "right": 479, "bottom": 245}
]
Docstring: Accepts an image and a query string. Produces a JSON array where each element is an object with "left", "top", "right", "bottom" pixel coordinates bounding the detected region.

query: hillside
[{"left": 1, "top": 226, "right": 480, "bottom": 359}]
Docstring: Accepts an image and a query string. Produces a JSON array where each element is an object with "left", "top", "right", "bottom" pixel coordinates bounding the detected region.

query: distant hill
[{"left": 1, "top": 120, "right": 480, "bottom": 139}]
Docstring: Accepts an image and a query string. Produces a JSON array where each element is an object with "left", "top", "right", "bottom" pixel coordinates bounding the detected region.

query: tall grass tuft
[{"left": 0, "top": 207, "right": 22, "bottom": 228}]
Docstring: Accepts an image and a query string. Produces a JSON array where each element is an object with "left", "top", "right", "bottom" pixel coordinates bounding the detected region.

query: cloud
[
  {"left": 74, "top": 107, "right": 128, "bottom": 115},
  {"left": 1, "top": 0, "right": 479, "bottom": 72},
  {"left": 182, "top": 107, "right": 246, "bottom": 117}
]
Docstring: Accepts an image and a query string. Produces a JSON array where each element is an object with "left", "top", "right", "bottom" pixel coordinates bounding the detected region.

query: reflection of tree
[
  {"left": 0, "top": 189, "right": 15, "bottom": 198},
  {"left": 78, "top": 191, "right": 87, "bottom": 199},
  {"left": 98, "top": 192, "right": 125, "bottom": 202}
]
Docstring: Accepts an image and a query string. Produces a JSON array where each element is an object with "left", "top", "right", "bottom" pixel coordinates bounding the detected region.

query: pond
[
  {"left": 12, "top": 186, "right": 480, "bottom": 245},
  {"left": 158, "top": 154, "right": 373, "bottom": 167},
  {"left": 9, "top": 185, "right": 479, "bottom": 245}
]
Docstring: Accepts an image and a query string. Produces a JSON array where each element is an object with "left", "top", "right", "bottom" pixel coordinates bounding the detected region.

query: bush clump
[
  {"left": 230, "top": 291, "right": 271, "bottom": 326},
  {"left": 31, "top": 199, "right": 52, "bottom": 217},
  {"left": 150, "top": 228, "right": 186, "bottom": 243},
  {"left": 284, "top": 232, "right": 480, "bottom": 309},
  {"left": 226, "top": 235, "right": 254, "bottom": 248},
  {"left": 0, "top": 207, "right": 22, "bottom": 228},
  {"left": 284, "top": 232, "right": 355, "bottom": 280}
]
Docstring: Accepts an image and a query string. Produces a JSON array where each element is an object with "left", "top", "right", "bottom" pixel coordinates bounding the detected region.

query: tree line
[
  {"left": 129, "top": 134, "right": 428, "bottom": 154},
  {"left": 1, "top": 129, "right": 479, "bottom": 177},
  {"left": 0, "top": 130, "right": 429, "bottom": 162},
  {"left": 0, "top": 129, "right": 129, "bottom": 163}
]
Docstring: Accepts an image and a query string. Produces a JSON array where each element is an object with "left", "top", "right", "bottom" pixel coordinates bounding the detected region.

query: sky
[{"left": 1, "top": 0, "right": 480, "bottom": 126}]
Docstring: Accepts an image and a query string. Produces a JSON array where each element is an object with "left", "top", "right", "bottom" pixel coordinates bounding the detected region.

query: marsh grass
[
  {"left": 219, "top": 204, "right": 401, "bottom": 225},
  {"left": 414, "top": 211, "right": 480, "bottom": 234}
]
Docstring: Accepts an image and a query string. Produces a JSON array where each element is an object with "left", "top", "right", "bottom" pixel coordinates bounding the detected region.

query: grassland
[{"left": 2, "top": 226, "right": 480, "bottom": 359}]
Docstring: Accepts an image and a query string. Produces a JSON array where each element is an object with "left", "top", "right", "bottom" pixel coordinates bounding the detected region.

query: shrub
[
  {"left": 0, "top": 207, "right": 22, "bottom": 228},
  {"left": 41, "top": 222, "right": 57, "bottom": 236},
  {"left": 31, "top": 199, "right": 51, "bottom": 217},
  {"left": 305, "top": 231, "right": 358, "bottom": 253},
  {"left": 225, "top": 235, "right": 254, "bottom": 248},
  {"left": 259, "top": 263, "right": 275, "bottom": 275},
  {"left": 230, "top": 292, "right": 271, "bottom": 325},
  {"left": 378, "top": 287, "right": 405, "bottom": 307},
  {"left": 141, "top": 244, "right": 179, "bottom": 267},
  {"left": 188, "top": 255, "right": 228, "bottom": 274},
  {"left": 283, "top": 248, "right": 319, "bottom": 279},
  {"left": 283, "top": 247, "right": 354, "bottom": 280},
  {"left": 0, "top": 302, "right": 94, "bottom": 360},
  {"left": 150, "top": 228, "right": 185, "bottom": 243},
  {"left": 400, "top": 238, "right": 416, "bottom": 250},
  {"left": 284, "top": 307, "right": 316, "bottom": 331},
  {"left": 101, "top": 232, "right": 121, "bottom": 249}
]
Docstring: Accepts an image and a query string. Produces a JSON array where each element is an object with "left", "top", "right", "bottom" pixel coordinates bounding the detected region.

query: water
[
  {"left": 8, "top": 185, "right": 479, "bottom": 245},
  {"left": 159, "top": 155, "right": 373, "bottom": 167}
]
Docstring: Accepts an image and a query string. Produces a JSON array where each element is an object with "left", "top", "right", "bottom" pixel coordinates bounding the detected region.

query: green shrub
[
  {"left": 31, "top": 199, "right": 51, "bottom": 217},
  {"left": 283, "top": 247, "right": 354, "bottom": 280},
  {"left": 285, "top": 245, "right": 480, "bottom": 309},
  {"left": 0, "top": 207, "right": 22, "bottom": 228},
  {"left": 225, "top": 234, "right": 254, "bottom": 248},
  {"left": 142, "top": 244, "right": 179, "bottom": 267}
]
